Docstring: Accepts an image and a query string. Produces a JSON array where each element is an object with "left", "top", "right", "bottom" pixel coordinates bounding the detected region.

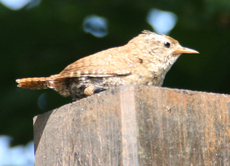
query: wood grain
[{"left": 34, "top": 85, "right": 230, "bottom": 166}]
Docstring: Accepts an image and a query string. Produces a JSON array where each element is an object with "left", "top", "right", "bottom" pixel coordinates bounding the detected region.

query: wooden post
[{"left": 34, "top": 85, "right": 230, "bottom": 165}]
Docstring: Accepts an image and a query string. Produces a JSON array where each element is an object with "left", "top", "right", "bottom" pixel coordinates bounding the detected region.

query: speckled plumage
[{"left": 16, "top": 30, "right": 199, "bottom": 100}]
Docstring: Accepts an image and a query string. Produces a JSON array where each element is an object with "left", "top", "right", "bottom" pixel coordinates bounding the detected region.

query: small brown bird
[{"left": 16, "top": 30, "right": 199, "bottom": 100}]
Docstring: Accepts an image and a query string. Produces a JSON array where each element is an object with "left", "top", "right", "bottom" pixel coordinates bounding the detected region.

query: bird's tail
[{"left": 16, "top": 77, "right": 51, "bottom": 89}]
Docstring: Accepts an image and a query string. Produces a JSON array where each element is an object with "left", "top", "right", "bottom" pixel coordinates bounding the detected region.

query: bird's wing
[{"left": 54, "top": 46, "right": 141, "bottom": 79}]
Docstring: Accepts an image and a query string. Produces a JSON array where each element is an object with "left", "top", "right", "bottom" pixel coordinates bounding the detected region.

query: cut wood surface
[{"left": 34, "top": 85, "right": 230, "bottom": 166}]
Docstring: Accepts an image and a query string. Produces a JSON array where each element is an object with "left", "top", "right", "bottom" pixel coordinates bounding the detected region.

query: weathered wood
[{"left": 34, "top": 85, "right": 230, "bottom": 166}]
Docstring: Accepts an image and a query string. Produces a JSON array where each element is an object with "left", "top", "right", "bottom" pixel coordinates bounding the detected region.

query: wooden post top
[{"left": 34, "top": 85, "right": 230, "bottom": 166}]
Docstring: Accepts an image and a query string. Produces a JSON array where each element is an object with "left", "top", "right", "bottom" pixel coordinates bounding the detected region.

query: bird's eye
[{"left": 164, "top": 42, "right": 170, "bottom": 48}]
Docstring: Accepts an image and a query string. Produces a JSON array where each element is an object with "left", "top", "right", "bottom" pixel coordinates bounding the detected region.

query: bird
[{"left": 16, "top": 30, "right": 199, "bottom": 100}]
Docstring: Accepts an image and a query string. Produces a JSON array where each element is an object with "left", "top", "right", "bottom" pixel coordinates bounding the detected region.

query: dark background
[{"left": 1, "top": 0, "right": 230, "bottom": 146}]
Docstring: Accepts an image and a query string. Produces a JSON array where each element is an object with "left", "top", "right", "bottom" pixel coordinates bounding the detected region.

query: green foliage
[{"left": 1, "top": 0, "right": 230, "bottom": 145}]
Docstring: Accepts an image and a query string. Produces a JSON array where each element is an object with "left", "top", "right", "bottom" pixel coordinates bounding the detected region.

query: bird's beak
[{"left": 173, "top": 46, "right": 199, "bottom": 55}]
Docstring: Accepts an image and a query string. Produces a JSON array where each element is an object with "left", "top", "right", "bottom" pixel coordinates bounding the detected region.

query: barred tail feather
[{"left": 16, "top": 77, "right": 50, "bottom": 89}]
